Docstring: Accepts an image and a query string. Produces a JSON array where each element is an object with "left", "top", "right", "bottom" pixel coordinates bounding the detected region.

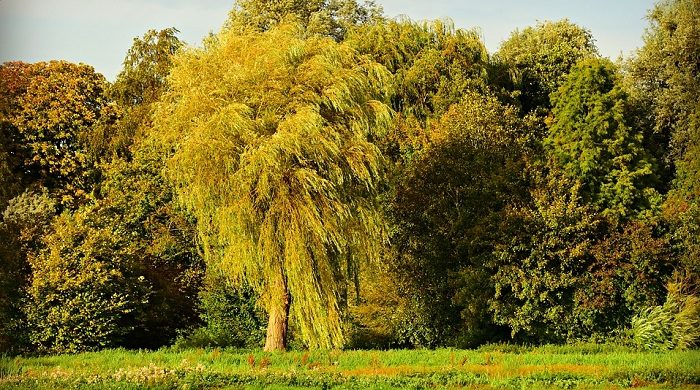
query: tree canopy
[
  {"left": 226, "top": 0, "right": 383, "bottom": 40},
  {"left": 12, "top": 61, "right": 110, "bottom": 207},
  {"left": 496, "top": 19, "right": 598, "bottom": 114}
]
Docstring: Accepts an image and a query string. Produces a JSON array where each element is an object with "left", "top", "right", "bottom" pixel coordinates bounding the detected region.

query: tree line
[{"left": 1, "top": 0, "right": 698, "bottom": 354}]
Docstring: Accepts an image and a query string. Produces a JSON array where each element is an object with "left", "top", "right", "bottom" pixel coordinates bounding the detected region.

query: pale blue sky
[{"left": 0, "top": 0, "right": 655, "bottom": 81}]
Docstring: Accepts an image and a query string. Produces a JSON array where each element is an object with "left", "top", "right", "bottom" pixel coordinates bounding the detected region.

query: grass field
[{"left": 1, "top": 344, "right": 699, "bottom": 389}]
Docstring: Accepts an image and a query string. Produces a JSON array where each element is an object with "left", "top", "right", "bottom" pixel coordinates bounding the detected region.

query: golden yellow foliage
[{"left": 152, "top": 23, "right": 391, "bottom": 349}]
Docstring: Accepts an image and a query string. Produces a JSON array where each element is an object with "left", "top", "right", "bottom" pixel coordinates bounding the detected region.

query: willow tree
[{"left": 152, "top": 23, "right": 391, "bottom": 350}]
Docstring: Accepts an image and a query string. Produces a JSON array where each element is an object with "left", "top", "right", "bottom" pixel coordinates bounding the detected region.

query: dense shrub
[
  {"left": 24, "top": 210, "right": 150, "bottom": 353},
  {"left": 175, "top": 273, "right": 266, "bottom": 349}
]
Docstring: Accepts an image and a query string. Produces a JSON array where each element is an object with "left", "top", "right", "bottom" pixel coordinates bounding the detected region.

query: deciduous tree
[
  {"left": 369, "top": 92, "right": 526, "bottom": 347},
  {"left": 97, "top": 28, "right": 183, "bottom": 158},
  {"left": 12, "top": 61, "right": 110, "bottom": 207},
  {"left": 630, "top": 0, "right": 700, "bottom": 284},
  {"left": 496, "top": 19, "right": 598, "bottom": 114},
  {"left": 152, "top": 24, "right": 391, "bottom": 350},
  {"left": 0, "top": 61, "right": 35, "bottom": 210}
]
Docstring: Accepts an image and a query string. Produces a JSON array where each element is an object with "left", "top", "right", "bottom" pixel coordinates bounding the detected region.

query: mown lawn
[{"left": 1, "top": 344, "right": 699, "bottom": 389}]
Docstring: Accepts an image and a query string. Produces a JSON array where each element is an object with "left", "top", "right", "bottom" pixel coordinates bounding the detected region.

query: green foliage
[
  {"left": 153, "top": 23, "right": 391, "bottom": 349},
  {"left": 94, "top": 148, "right": 205, "bottom": 349},
  {"left": 491, "top": 175, "right": 674, "bottom": 342},
  {"left": 491, "top": 177, "right": 605, "bottom": 342},
  {"left": 95, "top": 28, "right": 203, "bottom": 348},
  {"left": 631, "top": 0, "right": 700, "bottom": 287},
  {"left": 346, "top": 263, "right": 411, "bottom": 349},
  {"left": 348, "top": 19, "right": 490, "bottom": 163},
  {"left": 664, "top": 200, "right": 700, "bottom": 283},
  {"left": 496, "top": 19, "right": 598, "bottom": 114},
  {"left": 176, "top": 273, "right": 266, "bottom": 349},
  {"left": 111, "top": 28, "right": 182, "bottom": 107},
  {"left": 1, "top": 189, "right": 57, "bottom": 247},
  {"left": 546, "top": 58, "right": 658, "bottom": 222},
  {"left": 197, "top": 281, "right": 265, "bottom": 349},
  {"left": 630, "top": 0, "right": 700, "bottom": 196},
  {"left": 175, "top": 269, "right": 267, "bottom": 349},
  {"left": 23, "top": 144, "right": 203, "bottom": 353},
  {"left": 10, "top": 27, "right": 203, "bottom": 355},
  {"left": 346, "top": 20, "right": 497, "bottom": 348},
  {"left": 351, "top": 19, "right": 488, "bottom": 121}
]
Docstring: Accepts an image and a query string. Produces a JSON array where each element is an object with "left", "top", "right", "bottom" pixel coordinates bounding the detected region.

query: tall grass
[
  {"left": 0, "top": 355, "right": 23, "bottom": 379},
  {"left": 631, "top": 278, "right": 700, "bottom": 350}
]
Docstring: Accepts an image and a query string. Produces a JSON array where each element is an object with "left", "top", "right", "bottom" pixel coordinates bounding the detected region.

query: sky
[{"left": 0, "top": 0, "right": 656, "bottom": 81}]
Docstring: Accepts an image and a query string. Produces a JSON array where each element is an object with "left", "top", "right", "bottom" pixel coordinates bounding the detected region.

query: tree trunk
[{"left": 263, "top": 271, "right": 290, "bottom": 351}]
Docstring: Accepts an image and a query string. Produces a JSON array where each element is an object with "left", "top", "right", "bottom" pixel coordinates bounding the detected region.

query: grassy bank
[{"left": 1, "top": 344, "right": 699, "bottom": 389}]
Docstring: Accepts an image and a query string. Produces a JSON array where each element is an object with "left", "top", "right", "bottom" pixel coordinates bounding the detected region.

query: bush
[
  {"left": 24, "top": 210, "right": 150, "bottom": 353},
  {"left": 630, "top": 276, "right": 700, "bottom": 350},
  {"left": 174, "top": 273, "right": 266, "bottom": 349}
]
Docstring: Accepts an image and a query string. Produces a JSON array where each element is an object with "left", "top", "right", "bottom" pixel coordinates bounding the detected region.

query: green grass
[{"left": 1, "top": 344, "right": 699, "bottom": 389}]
